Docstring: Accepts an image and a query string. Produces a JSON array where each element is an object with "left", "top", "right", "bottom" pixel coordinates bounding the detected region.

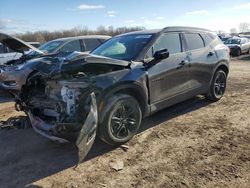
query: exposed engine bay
[{"left": 14, "top": 60, "right": 128, "bottom": 161}]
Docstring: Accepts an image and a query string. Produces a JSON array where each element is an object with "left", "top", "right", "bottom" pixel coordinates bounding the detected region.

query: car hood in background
[{"left": 0, "top": 32, "right": 44, "bottom": 54}]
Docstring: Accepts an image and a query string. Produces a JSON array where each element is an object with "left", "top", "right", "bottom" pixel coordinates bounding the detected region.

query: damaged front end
[{"left": 17, "top": 72, "right": 98, "bottom": 161}]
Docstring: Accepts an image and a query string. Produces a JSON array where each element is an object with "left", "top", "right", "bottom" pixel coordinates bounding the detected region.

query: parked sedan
[
  {"left": 0, "top": 33, "right": 110, "bottom": 92},
  {"left": 14, "top": 26, "right": 230, "bottom": 161},
  {"left": 224, "top": 37, "right": 250, "bottom": 56}
]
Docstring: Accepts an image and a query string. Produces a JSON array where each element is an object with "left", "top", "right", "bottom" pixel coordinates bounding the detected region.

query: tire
[
  {"left": 98, "top": 94, "right": 142, "bottom": 145},
  {"left": 236, "top": 48, "right": 241, "bottom": 56},
  {"left": 206, "top": 70, "right": 227, "bottom": 102},
  {"left": 247, "top": 48, "right": 250, "bottom": 54}
]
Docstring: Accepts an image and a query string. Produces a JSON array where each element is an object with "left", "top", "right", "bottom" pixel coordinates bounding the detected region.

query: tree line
[{"left": 15, "top": 26, "right": 145, "bottom": 43}]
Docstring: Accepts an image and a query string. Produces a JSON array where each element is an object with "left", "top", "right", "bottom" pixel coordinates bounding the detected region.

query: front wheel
[
  {"left": 206, "top": 70, "right": 227, "bottom": 102},
  {"left": 98, "top": 94, "right": 142, "bottom": 145}
]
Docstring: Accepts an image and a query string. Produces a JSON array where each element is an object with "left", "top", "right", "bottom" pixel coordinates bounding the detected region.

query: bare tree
[
  {"left": 230, "top": 28, "right": 237, "bottom": 34},
  {"left": 14, "top": 25, "right": 145, "bottom": 43},
  {"left": 239, "top": 23, "right": 250, "bottom": 33}
]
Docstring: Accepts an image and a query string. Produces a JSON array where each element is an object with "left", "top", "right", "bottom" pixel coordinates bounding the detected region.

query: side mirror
[{"left": 153, "top": 49, "right": 169, "bottom": 61}]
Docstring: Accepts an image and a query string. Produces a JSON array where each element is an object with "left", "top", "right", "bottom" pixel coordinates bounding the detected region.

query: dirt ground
[{"left": 0, "top": 55, "right": 249, "bottom": 188}]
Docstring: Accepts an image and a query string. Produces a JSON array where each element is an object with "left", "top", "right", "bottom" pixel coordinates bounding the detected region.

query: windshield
[
  {"left": 91, "top": 34, "right": 153, "bottom": 61},
  {"left": 39, "top": 40, "right": 64, "bottom": 53},
  {"left": 224, "top": 39, "right": 241, "bottom": 44},
  {"left": 28, "top": 40, "right": 64, "bottom": 56}
]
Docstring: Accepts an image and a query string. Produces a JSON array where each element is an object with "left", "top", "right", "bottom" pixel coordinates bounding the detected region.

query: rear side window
[
  {"left": 0, "top": 44, "right": 7, "bottom": 54},
  {"left": 200, "top": 33, "right": 214, "bottom": 46},
  {"left": 84, "top": 39, "right": 101, "bottom": 51},
  {"left": 153, "top": 33, "right": 182, "bottom": 54},
  {"left": 184, "top": 33, "right": 204, "bottom": 50},
  {"left": 99, "top": 38, "right": 108, "bottom": 43}
]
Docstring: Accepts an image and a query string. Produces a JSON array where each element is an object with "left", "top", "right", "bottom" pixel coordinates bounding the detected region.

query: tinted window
[
  {"left": 0, "top": 44, "right": 7, "bottom": 54},
  {"left": 99, "top": 38, "right": 108, "bottom": 43},
  {"left": 224, "top": 39, "right": 240, "bottom": 45},
  {"left": 60, "top": 40, "right": 81, "bottom": 53},
  {"left": 153, "top": 33, "right": 182, "bottom": 54},
  {"left": 184, "top": 33, "right": 204, "bottom": 50},
  {"left": 84, "top": 39, "right": 101, "bottom": 51},
  {"left": 200, "top": 33, "right": 214, "bottom": 46},
  {"left": 91, "top": 34, "right": 153, "bottom": 61}
]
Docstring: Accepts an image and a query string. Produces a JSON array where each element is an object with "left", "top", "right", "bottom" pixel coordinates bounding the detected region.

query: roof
[{"left": 53, "top": 35, "right": 111, "bottom": 41}]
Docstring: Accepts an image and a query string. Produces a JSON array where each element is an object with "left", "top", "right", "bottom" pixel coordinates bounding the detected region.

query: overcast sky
[{"left": 0, "top": 0, "right": 250, "bottom": 34}]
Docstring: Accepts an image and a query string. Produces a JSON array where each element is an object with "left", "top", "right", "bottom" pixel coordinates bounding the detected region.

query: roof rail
[{"left": 161, "top": 26, "right": 211, "bottom": 33}]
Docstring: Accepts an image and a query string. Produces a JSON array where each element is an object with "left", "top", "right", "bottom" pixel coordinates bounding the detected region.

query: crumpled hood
[
  {"left": 0, "top": 32, "right": 44, "bottom": 54},
  {"left": 25, "top": 52, "right": 131, "bottom": 76},
  {"left": 62, "top": 52, "right": 130, "bottom": 68}
]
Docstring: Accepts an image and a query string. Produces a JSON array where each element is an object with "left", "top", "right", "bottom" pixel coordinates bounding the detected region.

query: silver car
[
  {"left": 224, "top": 37, "right": 250, "bottom": 56},
  {"left": 0, "top": 33, "right": 110, "bottom": 92},
  {"left": 0, "top": 43, "right": 23, "bottom": 65}
]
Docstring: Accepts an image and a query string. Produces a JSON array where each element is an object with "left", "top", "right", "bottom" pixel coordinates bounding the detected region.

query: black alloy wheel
[
  {"left": 98, "top": 94, "right": 142, "bottom": 145},
  {"left": 213, "top": 71, "right": 226, "bottom": 98},
  {"left": 110, "top": 102, "right": 138, "bottom": 139},
  {"left": 206, "top": 70, "right": 227, "bottom": 102}
]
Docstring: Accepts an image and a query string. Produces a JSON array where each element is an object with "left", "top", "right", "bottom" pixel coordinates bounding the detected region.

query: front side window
[
  {"left": 184, "top": 33, "right": 204, "bottom": 50},
  {"left": 154, "top": 33, "right": 182, "bottom": 55},
  {"left": 91, "top": 34, "right": 153, "bottom": 61},
  {"left": 145, "top": 33, "right": 182, "bottom": 58}
]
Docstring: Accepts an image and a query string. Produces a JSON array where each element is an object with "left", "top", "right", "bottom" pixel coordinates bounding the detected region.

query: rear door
[
  {"left": 147, "top": 32, "right": 190, "bottom": 104},
  {"left": 183, "top": 32, "right": 217, "bottom": 91}
]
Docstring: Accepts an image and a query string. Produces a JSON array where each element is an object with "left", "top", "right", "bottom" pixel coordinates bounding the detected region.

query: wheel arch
[
  {"left": 215, "top": 63, "right": 229, "bottom": 76},
  {"left": 98, "top": 82, "right": 149, "bottom": 124}
]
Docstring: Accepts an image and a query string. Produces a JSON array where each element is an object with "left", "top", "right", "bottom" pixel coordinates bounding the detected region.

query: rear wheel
[
  {"left": 206, "top": 70, "right": 227, "bottom": 102},
  {"left": 236, "top": 48, "right": 241, "bottom": 56},
  {"left": 98, "top": 94, "right": 142, "bottom": 145}
]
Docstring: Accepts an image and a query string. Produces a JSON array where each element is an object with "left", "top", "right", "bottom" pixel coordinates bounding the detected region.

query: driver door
[{"left": 147, "top": 32, "right": 190, "bottom": 105}]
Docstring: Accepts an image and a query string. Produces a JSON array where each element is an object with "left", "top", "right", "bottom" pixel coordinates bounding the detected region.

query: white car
[
  {"left": 0, "top": 43, "right": 22, "bottom": 65},
  {"left": 224, "top": 37, "right": 250, "bottom": 56}
]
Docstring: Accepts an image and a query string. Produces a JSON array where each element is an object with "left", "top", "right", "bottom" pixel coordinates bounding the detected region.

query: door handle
[
  {"left": 177, "top": 60, "right": 188, "bottom": 69},
  {"left": 208, "top": 51, "right": 214, "bottom": 57},
  {"left": 179, "top": 60, "right": 188, "bottom": 66}
]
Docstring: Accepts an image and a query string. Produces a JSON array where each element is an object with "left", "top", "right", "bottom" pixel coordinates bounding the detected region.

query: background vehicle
[
  {"left": 0, "top": 42, "right": 41, "bottom": 65},
  {"left": 224, "top": 37, "right": 250, "bottom": 56},
  {"left": 16, "top": 27, "right": 230, "bottom": 160},
  {"left": 0, "top": 34, "right": 111, "bottom": 91},
  {"left": 27, "top": 35, "right": 111, "bottom": 58},
  {"left": 0, "top": 43, "right": 23, "bottom": 65}
]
